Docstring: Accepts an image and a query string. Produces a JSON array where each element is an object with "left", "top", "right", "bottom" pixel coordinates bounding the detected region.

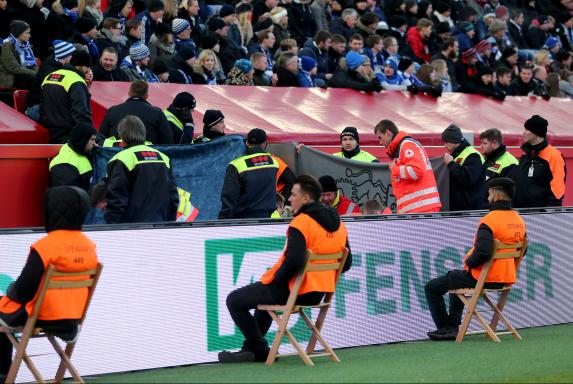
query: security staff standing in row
[
  {"left": 104, "top": 115, "right": 179, "bottom": 224},
  {"left": 193, "top": 109, "right": 226, "bottom": 144},
  {"left": 333, "top": 127, "right": 378, "bottom": 163},
  {"left": 49, "top": 122, "right": 98, "bottom": 193},
  {"left": 479, "top": 128, "right": 519, "bottom": 181},
  {"left": 164, "top": 92, "right": 197, "bottom": 144},
  {"left": 219, "top": 128, "right": 279, "bottom": 219},
  {"left": 40, "top": 49, "right": 93, "bottom": 144}
]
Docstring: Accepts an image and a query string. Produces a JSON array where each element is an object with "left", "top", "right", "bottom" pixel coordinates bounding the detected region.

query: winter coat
[
  {"left": 328, "top": 67, "right": 383, "bottom": 92},
  {"left": 0, "top": 40, "right": 37, "bottom": 88}
]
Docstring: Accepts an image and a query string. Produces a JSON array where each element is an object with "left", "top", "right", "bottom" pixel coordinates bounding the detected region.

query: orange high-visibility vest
[
  {"left": 464, "top": 210, "right": 526, "bottom": 283},
  {"left": 273, "top": 156, "right": 288, "bottom": 194},
  {"left": 261, "top": 213, "right": 347, "bottom": 294}
]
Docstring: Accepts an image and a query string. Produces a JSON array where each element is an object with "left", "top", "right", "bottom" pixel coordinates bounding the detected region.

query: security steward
[
  {"left": 513, "top": 115, "right": 566, "bottom": 208},
  {"left": 424, "top": 177, "right": 526, "bottom": 340},
  {"left": 442, "top": 124, "right": 487, "bottom": 211},
  {"left": 193, "top": 109, "right": 226, "bottom": 144},
  {"left": 272, "top": 155, "right": 295, "bottom": 202},
  {"left": 333, "top": 127, "right": 378, "bottom": 162},
  {"left": 0, "top": 186, "right": 99, "bottom": 380},
  {"left": 219, "top": 174, "right": 352, "bottom": 363},
  {"left": 479, "top": 128, "right": 519, "bottom": 181},
  {"left": 218, "top": 128, "right": 279, "bottom": 219},
  {"left": 40, "top": 50, "right": 93, "bottom": 144},
  {"left": 164, "top": 92, "right": 197, "bottom": 144},
  {"left": 49, "top": 122, "right": 97, "bottom": 192},
  {"left": 104, "top": 115, "right": 179, "bottom": 224}
]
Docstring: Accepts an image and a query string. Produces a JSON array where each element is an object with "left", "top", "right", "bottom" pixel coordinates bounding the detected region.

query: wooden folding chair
[
  {"left": 258, "top": 248, "right": 349, "bottom": 366},
  {"left": 0, "top": 263, "right": 103, "bottom": 383},
  {"left": 449, "top": 239, "right": 528, "bottom": 343}
]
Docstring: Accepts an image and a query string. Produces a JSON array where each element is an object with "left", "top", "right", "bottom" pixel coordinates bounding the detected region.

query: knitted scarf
[{"left": 7, "top": 34, "right": 36, "bottom": 68}]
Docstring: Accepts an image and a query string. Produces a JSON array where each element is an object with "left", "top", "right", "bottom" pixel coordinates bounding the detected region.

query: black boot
[
  {"left": 218, "top": 349, "right": 255, "bottom": 363},
  {"left": 427, "top": 326, "right": 459, "bottom": 341}
]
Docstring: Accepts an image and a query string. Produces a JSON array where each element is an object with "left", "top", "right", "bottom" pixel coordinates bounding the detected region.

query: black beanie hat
[
  {"left": 44, "top": 186, "right": 91, "bottom": 233},
  {"left": 398, "top": 56, "right": 414, "bottom": 72},
  {"left": 178, "top": 46, "right": 196, "bottom": 60},
  {"left": 478, "top": 65, "right": 494, "bottom": 77},
  {"left": 75, "top": 17, "right": 97, "bottom": 34},
  {"left": 200, "top": 34, "right": 219, "bottom": 50},
  {"left": 10, "top": 20, "right": 30, "bottom": 38},
  {"left": 70, "top": 49, "right": 92, "bottom": 67},
  {"left": 340, "top": 127, "right": 359, "bottom": 144},
  {"left": 524, "top": 115, "right": 548, "bottom": 138},
  {"left": 61, "top": 0, "right": 78, "bottom": 9},
  {"left": 253, "top": 17, "right": 273, "bottom": 32},
  {"left": 152, "top": 59, "right": 169, "bottom": 75},
  {"left": 203, "top": 109, "right": 225, "bottom": 128},
  {"left": 487, "top": 177, "right": 515, "bottom": 199},
  {"left": 247, "top": 128, "right": 267, "bottom": 145},
  {"left": 441, "top": 124, "right": 464, "bottom": 143},
  {"left": 173, "top": 92, "right": 196, "bottom": 109},
  {"left": 147, "top": 0, "right": 164, "bottom": 12},
  {"left": 318, "top": 175, "right": 338, "bottom": 193},
  {"left": 436, "top": 21, "right": 451, "bottom": 34},
  {"left": 69, "top": 122, "right": 97, "bottom": 154}
]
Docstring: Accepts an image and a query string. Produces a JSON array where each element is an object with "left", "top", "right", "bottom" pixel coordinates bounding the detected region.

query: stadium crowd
[{"left": 1, "top": 0, "right": 573, "bottom": 99}]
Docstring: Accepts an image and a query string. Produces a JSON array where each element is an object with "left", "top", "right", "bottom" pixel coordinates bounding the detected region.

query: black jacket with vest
[{"left": 448, "top": 139, "right": 487, "bottom": 211}]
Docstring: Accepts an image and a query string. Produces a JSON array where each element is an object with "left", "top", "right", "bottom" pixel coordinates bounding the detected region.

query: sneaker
[
  {"left": 427, "top": 327, "right": 459, "bottom": 341},
  {"left": 218, "top": 350, "right": 255, "bottom": 363}
]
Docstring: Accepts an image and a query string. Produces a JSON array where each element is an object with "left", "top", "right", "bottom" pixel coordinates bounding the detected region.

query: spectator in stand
[
  {"left": 193, "top": 109, "right": 226, "bottom": 144},
  {"left": 434, "top": 21, "right": 452, "bottom": 43},
  {"left": 275, "top": 52, "right": 299, "bottom": 87},
  {"left": 0, "top": 20, "right": 37, "bottom": 89},
  {"left": 287, "top": 0, "right": 317, "bottom": 45},
  {"left": 24, "top": 40, "right": 75, "bottom": 122},
  {"left": 330, "top": 8, "right": 358, "bottom": 42},
  {"left": 248, "top": 30, "right": 275, "bottom": 75},
  {"left": 133, "top": 0, "right": 164, "bottom": 45},
  {"left": 379, "top": 55, "right": 410, "bottom": 91},
  {"left": 441, "top": 124, "right": 486, "bottom": 211},
  {"left": 406, "top": 18, "right": 433, "bottom": 63},
  {"left": 41, "top": 50, "right": 92, "bottom": 144},
  {"left": 252, "top": 0, "right": 278, "bottom": 25},
  {"left": 298, "top": 56, "right": 317, "bottom": 87},
  {"left": 103, "top": 0, "right": 132, "bottom": 31},
  {"left": 125, "top": 19, "right": 143, "bottom": 47},
  {"left": 225, "top": 58, "right": 255, "bottom": 85},
  {"left": 300, "top": 29, "right": 332, "bottom": 86},
  {"left": 333, "top": 127, "right": 378, "bottom": 162},
  {"left": 171, "top": 18, "right": 195, "bottom": 53},
  {"left": 208, "top": 17, "right": 246, "bottom": 75},
  {"left": 251, "top": 51, "right": 272, "bottom": 85},
  {"left": 177, "top": 0, "right": 202, "bottom": 46},
  {"left": 555, "top": 12, "right": 573, "bottom": 52},
  {"left": 543, "top": 37, "right": 561, "bottom": 59},
  {"left": 192, "top": 49, "right": 224, "bottom": 84},
  {"left": 453, "top": 21, "right": 476, "bottom": 52},
  {"left": 166, "top": 45, "right": 196, "bottom": 84},
  {"left": 78, "top": 0, "right": 103, "bottom": 26},
  {"left": 455, "top": 48, "right": 478, "bottom": 85},
  {"left": 318, "top": 175, "right": 360, "bottom": 215},
  {"left": 348, "top": 33, "right": 364, "bottom": 53},
  {"left": 235, "top": 3, "right": 254, "bottom": 48},
  {"left": 513, "top": 115, "right": 566, "bottom": 208},
  {"left": 270, "top": 6, "right": 290, "bottom": 47},
  {"left": 49, "top": 122, "right": 97, "bottom": 192},
  {"left": 121, "top": 42, "right": 159, "bottom": 82},
  {"left": 557, "top": 69, "right": 573, "bottom": 97},
  {"left": 526, "top": 15, "right": 552, "bottom": 49},
  {"left": 71, "top": 17, "right": 99, "bottom": 63},
  {"left": 11, "top": 0, "right": 52, "bottom": 60},
  {"left": 95, "top": 17, "right": 128, "bottom": 62},
  {"left": 99, "top": 80, "right": 174, "bottom": 144},
  {"left": 431, "top": 1, "right": 454, "bottom": 28},
  {"left": 479, "top": 128, "right": 518, "bottom": 182},
  {"left": 486, "top": 20, "right": 514, "bottom": 60},
  {"left": 310, "top": 0, "right": 329, "bottom": 31},
  {"left": 459, "top": 65, "right": 505, "bottom": 100},
  {"left": 374, "top": 119, "right": 441, "bottom": 213},
  {"left": 401, "top": 58, "right": 443, "bottom": 97},
  {"left": 494, "top": 47, "right": 519, "bottom": 78},
  {"left": 329, "top": 51, "right": 383, "bottom": 92},
  {"left": 404, "top": 0, "right": 419, "bottom": 27},
  {"left": 105, "top": 115, "right": 179, "bottom": 224},
  {"left": 532, "top": 65, "right": 551, "bottom": 99},
  {"left": 164, "top": 92, "right": 196, "bottom": 144},
  {"left": 92, "top": 46, "right": 129, "bottom": 81},
  {"left": 355, "top": 12, "right": 380, "bottom": 41},
  {"left": 534, "top": 49, "right": 552, "bottom": 71},
  {"left": 328, "top": 34, "right": 346, "bottom": 73},
  {"left": 153, "top": 59, "right": 170, "bottom": 82},
  {"left": 552, "top": 50, "right": 572, "bottom": 73},
  {"left": 364, "top": 34, "right": 385, "bottom": 75},
  {"left": 220, "top": 4, "right": 242, "bottom": 50},
  {"left": 494, "top": 66, "right": 512, "bottom": 96},
  {"left": 475, "top": 40, "right": 495, "bottom": 68},
  {"left": 507, "top": 8, "right": 528, "bottom": 50},
  {"left": 509, "top": 64, "right": 536, "bottom": 96},
  {"left": 46, "top": 0, "right": 78, "bottom": 43},
  {"left": 148, "top": 22, "right": 175, "bottom": 67},
  {"left": 432, "top": 59, "right": 453, "bottom": 92},
  {"left": 430, "top": 36, "right": 458, "bottom": 89}
]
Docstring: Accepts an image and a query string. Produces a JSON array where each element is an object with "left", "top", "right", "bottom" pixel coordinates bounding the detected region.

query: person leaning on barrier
[
  {"left": 479, "top": 128, "right": 519, "bottom": 182},
  {"left": 424, "top": 177, "right": 526, "bottom": 341},
  {"left": 442, "top": 124, "right": 487, "bottom": 211},
  {"left": 49, "top": 122, "right": 97, "bottom": 193},
  {"left": 218, "top": 174, "right": 352, "bottom": 363},
  {"left": 375, "top": 119, "right": 441, "bottom": 214},
  {"left": 0, "top": 186, "right": 99, "bottom": 381},
  {"left": 164, "top": 92, "right": 197, "bottom": 144},
  {"left": 318, "top": 175, "right": 360, "bottom": 216},
  {"left": 192, "top": 109, "right": 226, "bottom": 144},
  {"left": 332, "top": 127, "right": 379, "bottom": 163},
  {"left": 513, "top": 115, "right": 566, "bottom": 208},
  {"left": 218, "top": 128, "right": 279, "bottom": 220},
  {"left": 104, "top": 115, "right": 179, "bottom": 224}
]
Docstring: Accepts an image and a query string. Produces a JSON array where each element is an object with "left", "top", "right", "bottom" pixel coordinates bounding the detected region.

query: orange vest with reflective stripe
[
  {"left": 273, "top": 156, "right": 288, "bottom": 194},
  {"left": 260, "top": 213, "right": 347, "bottom": 294},
  {"left": 387, "top": 132, "right": 441, "bottom": 213},
  {"left": 464, "top": 210, "right": 526, "bottom": 283},
  {"left": 27, "top": 230, "right": 98, "bottom": 320}
]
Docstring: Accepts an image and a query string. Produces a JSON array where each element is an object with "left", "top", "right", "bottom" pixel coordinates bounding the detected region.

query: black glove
[
  {"left": 372, "top": 78, "right": 383, "bottom": 93},
  {"left": 492, "top": 91, "right": 506, "bottom": 101},
  {"left": 429, "top": 85, "right": 442, "bottom": 98},
  {"left": 407, "top": 84, "right": 419, "bottom": 95},
  {"left": 541, "top": 93, "right": 551, "bottom": 101}
]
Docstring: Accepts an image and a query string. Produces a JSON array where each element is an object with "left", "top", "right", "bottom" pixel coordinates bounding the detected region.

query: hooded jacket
[{"left": 447, "top": 139, "right": 487, "bottom": 211}]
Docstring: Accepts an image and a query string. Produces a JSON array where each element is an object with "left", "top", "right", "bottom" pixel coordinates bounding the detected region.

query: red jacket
[
  {"left": 334, "top": 192, "right": 360, "bottom": 216},
  {"left": 406, "top": 27, "right": 431, "bottom": 63}
]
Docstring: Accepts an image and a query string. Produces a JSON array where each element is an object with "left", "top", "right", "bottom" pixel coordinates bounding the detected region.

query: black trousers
[
  {"left": 424, "top": 269, "right": 503, "bottom": 329},
  {"left": 226, "top": 282, "right": 324, "bottom": 352}
]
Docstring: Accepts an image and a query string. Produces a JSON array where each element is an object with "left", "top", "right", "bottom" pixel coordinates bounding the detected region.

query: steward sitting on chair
[
  {"left": 424, "top": 177, "right": 526, "bottom": 341},
  {"left": 219, "top": 174, "right": 352, "bottom": 363},
  {"left": 0, "top": 186, "right": 99, "bottom": 381}
]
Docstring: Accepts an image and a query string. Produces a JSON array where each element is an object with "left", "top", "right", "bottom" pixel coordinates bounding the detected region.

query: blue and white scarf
[
  {"left": 82, "top": 35, "right": 99, "bottom": 58},
  {"left": 64, "top": 7, "right": 79, "bottom": 22},
  {"left": 7, "top": 35, "right": 36, "bottom": 68}
]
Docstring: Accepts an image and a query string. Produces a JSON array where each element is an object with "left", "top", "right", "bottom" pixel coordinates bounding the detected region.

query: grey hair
[{"left": 118, "top": 115, "right": 146, "bottom": 145}]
